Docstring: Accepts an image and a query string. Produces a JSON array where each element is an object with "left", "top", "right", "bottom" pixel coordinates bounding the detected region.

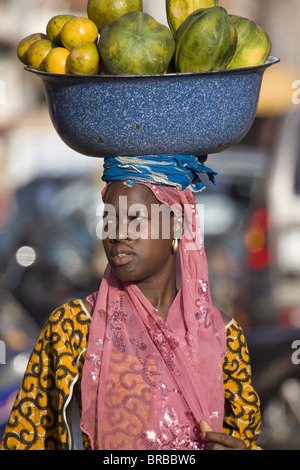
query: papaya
[
  {"left": 166, "top": 0, "right": 218, "bottom": 35},
  {"left": 98, "top": 11, "right": 175, "bottom": 75},
  {"left": 227, "top": 15, "right": 272, "bottom": 69},
  {"left": 175, "top": 7, "right": 237, "bottom": 73}
]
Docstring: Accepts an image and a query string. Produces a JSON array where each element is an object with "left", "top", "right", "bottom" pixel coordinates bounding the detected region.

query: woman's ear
[
  {"left": 171, "top": 214, "right": 184, "bottom": 255},
  {"left": 173, "top": 213, "right": 185, "bottom": 240}
]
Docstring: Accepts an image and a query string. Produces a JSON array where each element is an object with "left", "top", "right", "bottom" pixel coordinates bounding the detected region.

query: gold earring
[{"left": 172, "top": 238, "right": 179, "bottom": 254}]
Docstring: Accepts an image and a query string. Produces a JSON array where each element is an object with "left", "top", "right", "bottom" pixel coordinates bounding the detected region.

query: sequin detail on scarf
[
  {"left": 142, "top": 405, "right": 204, "bottom": 450},
  {"left": 195, "top": 279, "right": 214, "bottom": 329}
]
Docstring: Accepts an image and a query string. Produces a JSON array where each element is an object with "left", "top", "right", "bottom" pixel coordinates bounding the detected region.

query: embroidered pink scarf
[{"left": 80, "top": 183, "right": 226, "bottom": 450}]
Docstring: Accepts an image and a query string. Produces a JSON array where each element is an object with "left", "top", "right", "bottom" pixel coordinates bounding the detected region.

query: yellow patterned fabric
[
  {"left": 1, "top": 300, "right": 261, "bottom": 450},
  {"left": 222, "top": 319, "right": 261, "bottom": 449}
]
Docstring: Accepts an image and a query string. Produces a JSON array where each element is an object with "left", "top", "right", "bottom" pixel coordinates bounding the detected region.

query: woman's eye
[
  {"left": 103, "top": 217, "right": 117, "bottom": 229},
  {"left": 128, "top": 214, "right": 147, "bottom": 222}
]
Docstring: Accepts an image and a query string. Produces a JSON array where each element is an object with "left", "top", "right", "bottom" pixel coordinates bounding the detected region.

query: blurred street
[{"left": 1, "top": 0, "right": 300, "bottom": 450}]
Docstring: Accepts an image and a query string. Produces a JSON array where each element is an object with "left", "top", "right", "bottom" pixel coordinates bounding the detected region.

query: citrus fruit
[
  {"left": 27, "top": 39, "right": 55, "bottom": 71},
  {"left": 227, "top": 15, "right": 271, "bottom": 69},
  {"left": 175, "top": 7, "right": 237, "bottom": 72},
  {"left": 46, "top": 14, "right": 76, "bottom": 45},
  {"left": 166, "top": 0, "right": 218, "bottom": 34},
  {"left": 99, "top": 11, "right": 175, "bottom": 75},
  {"left": 45, "top": 47, "right": 71, "bottom": 74},
  {"left": 60, "top": 17, "right": 99, "bottom": 51},
  {"left": 87, "top": 0, "right": 143, "bottom": 33},
  {"left": 67, "top": 42, "right": 100, "bottom": 74},
  {"left": 17, "top": 33, "right": 48, "bottom": 64}
]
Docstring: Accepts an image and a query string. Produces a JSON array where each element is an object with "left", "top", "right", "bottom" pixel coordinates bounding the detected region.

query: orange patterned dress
[{"left": 1, "top": 300, "right": 261, "bottom": 450}]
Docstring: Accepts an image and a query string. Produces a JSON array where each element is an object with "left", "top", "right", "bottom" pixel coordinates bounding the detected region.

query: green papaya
[
  {"left": 166, "top": 0, "right": 218, "bottom": 35},
  {"left": 227, "top": 15, "right": 272, "bottom": 69},
  {"left": 175, "top": 7, "right": 237, "bottom": 73},
  {"left": 98, "top": 11, "right": 175, "bottom": 75}
]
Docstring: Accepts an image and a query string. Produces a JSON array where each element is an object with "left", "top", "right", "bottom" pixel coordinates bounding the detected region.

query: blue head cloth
[{"left": 102, "top": 155, "right": 217, "bottom": 192}]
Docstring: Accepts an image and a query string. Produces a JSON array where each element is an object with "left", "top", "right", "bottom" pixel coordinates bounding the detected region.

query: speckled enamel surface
[{"left": 27, "top": 57, "right": 279, "bottom": 158}]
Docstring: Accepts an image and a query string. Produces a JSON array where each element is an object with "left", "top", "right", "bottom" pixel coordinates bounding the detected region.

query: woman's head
[
  {"left": 100, "top": 154, "right": 216, "bottom": 285},
  {"left": 101, "top": 181, "right": 183, "bottom": 284}
]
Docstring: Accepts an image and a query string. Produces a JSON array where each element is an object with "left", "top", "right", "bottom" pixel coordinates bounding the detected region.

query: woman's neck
[{"left": 136, "top": 270, "right": 177, "bottom": 321}]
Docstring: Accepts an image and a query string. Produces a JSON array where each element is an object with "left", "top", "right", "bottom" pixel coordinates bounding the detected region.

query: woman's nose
[{"left": 115, "top": 216, "right": 131, "bottom": 241}]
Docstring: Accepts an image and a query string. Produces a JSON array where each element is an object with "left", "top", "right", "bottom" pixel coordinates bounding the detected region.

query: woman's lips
[
  {"left": 111, "top": 253, "right": 135, "bottom": 266},
  {"left": 109, "top": 245, "right": 135, "bottom": 266}
]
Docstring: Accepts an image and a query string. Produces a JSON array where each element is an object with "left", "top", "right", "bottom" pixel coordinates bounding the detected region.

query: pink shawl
[{"left": 80, "top": 183, "right": 226, "bottom": 450}]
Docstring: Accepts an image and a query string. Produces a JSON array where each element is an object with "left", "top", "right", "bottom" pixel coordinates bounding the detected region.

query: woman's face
[{"left": 102, "top": 181, "right": 177, "bottom": 284}]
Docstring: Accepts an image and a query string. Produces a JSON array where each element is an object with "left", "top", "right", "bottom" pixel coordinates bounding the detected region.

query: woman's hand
[{"left": 199, "top": 420, "right": 246, "bottom": 450}]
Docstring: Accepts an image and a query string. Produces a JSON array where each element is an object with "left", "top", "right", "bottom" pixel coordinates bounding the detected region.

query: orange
[
  {"left": 17, "top": 33, "right": 48, "bottom": 64},
  {"left": 87, "top": 0, "right": 143, "bottom": 32},
  {"left": 27, "top": 39, "right": 55, "bottom": 71},
  {"left": 67, "top": 42, "right": 100, "bottom": 75},
  {"left": 60, "top": 17, "right": 98, "bottom": 51},
  {"left": 45, "top": 47, "right": 71, "bottom": 74},
  {"left": 46, "top": 14, "right": 76, "bottom": 45}
]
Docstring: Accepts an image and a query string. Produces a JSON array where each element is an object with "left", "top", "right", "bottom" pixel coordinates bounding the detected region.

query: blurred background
[{"left": 1, "top": 0, "right": 300, "bottom": 450}]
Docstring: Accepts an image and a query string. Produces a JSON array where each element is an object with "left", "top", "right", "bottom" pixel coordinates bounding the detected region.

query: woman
[{"left": 1, "top": 155, "right": 261, "bottom": 450}]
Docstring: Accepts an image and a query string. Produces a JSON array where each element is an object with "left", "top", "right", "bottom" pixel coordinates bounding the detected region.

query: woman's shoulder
[
  {"left": 38, "top": 299, "right": 93, "bottom": 359},
  {"left": 46, "top": 299, "right": 93, "bottom": 329}
]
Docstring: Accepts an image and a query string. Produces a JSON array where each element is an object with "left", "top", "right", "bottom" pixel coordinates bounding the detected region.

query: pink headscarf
[{"left": 80, "top": 183, "right": 226, "bottom": 450}]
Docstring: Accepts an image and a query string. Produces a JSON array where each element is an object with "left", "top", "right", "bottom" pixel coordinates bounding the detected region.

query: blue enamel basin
[{"left": 26, "top": 56, "right": 279, "bottom": 158}]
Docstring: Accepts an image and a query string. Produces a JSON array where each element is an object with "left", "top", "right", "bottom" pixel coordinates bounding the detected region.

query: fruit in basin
[
  {"left": 26, "top": 39, "right": 55, "bottom": 71},
  {"left": 17, "top": 33, "right": 48, "bottom": 64},
  {"left": 175, "top": 7, "right": 237, "bottom": 73},
  {"left": 99, "top": 11, "right": 175, "bottom": 75},
  {"left": 60, "top": 17, "right": 98, "bottom": 51},
  {"left": 166, "top": 0, "right": 218, "bottom": 34},
  {"left": 45, "top": 47, "right": 71, "bottom": 74},
  {"left": 227, "top": 15, "right": 272, "bottom": 69},
  {"left": 46, "top": 14, "right": 76, "bottom": 45},
  {"left": 87, "top": 0, "right": 143, "bottom": 33},
  {"left": 68, "top": 42, "right": 100, "bottom": 74}
]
